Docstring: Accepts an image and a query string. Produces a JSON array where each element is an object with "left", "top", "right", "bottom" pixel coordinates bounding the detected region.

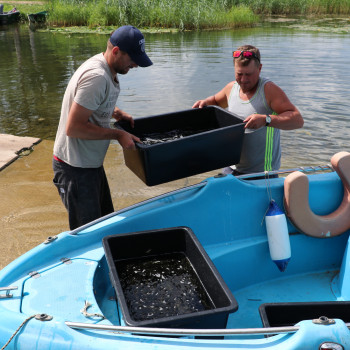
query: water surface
[
  {"left": 1, "top": 21, "right": 350, "bottom": 167},
  {"left": 1, "top": 20, "right": 350, "bottom": 267}
]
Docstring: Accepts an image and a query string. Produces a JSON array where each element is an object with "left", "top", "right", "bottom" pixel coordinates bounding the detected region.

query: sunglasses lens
[
  {"left": 233, "top": 50, "right": 259, "bottom": 62},
  {"left": 243, "top": 51, "right": 253, "bottom": 58},
  {"left": 233, "top": 51, "right": 241, "bottom": 58}
]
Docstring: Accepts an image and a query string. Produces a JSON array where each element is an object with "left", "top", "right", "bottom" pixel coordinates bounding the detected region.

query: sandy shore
[{"left": 0, "top": 138, "right": 216, "bottom": 269}]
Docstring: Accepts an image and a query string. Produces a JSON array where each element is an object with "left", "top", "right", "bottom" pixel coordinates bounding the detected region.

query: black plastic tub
[
  {"left": 259, "top": 301, "right": 350, "bottom": 327},
  {"left": 102, "top": 226, "right": 238, "bottom": 328},
  {"left": 115, "top": 106, "right": 244, "bottom": 186}
]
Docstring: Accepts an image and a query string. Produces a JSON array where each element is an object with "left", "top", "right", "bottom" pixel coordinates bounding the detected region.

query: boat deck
[
  {"left": 230, "top": 269, "right": 339, "bottom": 329},
  {"left": 17, "top": 235, "right": 346, "bottom": 335}
]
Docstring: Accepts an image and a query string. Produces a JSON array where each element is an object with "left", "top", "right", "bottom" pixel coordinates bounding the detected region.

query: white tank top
[{"left": 228, "top": 77, "right": 281, "bottom": 173}]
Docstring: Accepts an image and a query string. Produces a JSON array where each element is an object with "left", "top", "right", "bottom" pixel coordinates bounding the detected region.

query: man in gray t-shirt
[{"left": 53, "top": 25, "right": 152, "bottom": 230}]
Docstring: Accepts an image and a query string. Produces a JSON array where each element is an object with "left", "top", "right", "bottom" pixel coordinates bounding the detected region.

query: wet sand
[{"left": 0, "top": 140, "right": 217, "bottom": 269}]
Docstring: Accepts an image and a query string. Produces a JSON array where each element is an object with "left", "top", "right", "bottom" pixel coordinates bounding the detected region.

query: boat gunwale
[
  {"left": 68, "top": 163, "right": 336, "bottom": 237},
  {"left": 68, "top": 181, "right": 209, "bottom": 235}
]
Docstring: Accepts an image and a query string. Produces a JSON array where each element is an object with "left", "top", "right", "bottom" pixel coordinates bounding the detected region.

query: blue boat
[{"left": 1, "top": 151, "right": 350, "bottom": 349}]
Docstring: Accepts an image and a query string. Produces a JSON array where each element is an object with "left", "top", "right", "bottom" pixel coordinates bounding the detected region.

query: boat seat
[{"left": 284, "top": 151, "right": 350, "bottom": 238}]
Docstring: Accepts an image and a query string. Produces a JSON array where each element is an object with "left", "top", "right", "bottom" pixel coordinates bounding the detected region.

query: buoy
[{"left": 265, "top": 200, "right": 291, "bottom": 272}]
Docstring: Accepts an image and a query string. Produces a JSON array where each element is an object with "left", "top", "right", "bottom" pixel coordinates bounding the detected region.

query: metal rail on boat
[{"left": 65, "top": 321, "right": 299, "bottom": 336}]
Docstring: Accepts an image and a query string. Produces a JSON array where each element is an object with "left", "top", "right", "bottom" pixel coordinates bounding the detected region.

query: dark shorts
[{"left": 53, "top": 159, "right": 114, "bottom": 230}]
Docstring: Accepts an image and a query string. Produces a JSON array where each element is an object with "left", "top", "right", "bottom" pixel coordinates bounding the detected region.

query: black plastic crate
[
  {"left": 259, "top": 301, "right": 350, "bottom": 327},
  {"left": 102, "top": 226, "right": 238, "bottom": 328},
  {"left": 115, "top": 106, "right": 244, "bottom": 186}
]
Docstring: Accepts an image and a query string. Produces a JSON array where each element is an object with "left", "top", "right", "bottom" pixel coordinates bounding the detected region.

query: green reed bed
[
  {"left": 48, "top": 0, "right": 258, "bottom": 30},
  {"left": 237, "top": 0, "right": 350, "bottom": 15},
  {"left": 7, "top": 0, "right": 350, "bottom": 30}
]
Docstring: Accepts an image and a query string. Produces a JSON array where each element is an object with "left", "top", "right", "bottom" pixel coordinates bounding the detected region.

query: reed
[
  {"left": 47, "top": 0, "right": 258, "bottom": 29},
  {"left": 15, "top": 0, "right": 350, "bottom": 29},
  {"left": 237, "top": 0, "right": 350, "bottom": 15}
]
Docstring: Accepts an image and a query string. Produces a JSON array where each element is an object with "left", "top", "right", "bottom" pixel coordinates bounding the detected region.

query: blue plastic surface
[{"left": 0, "top": 171, "right": 349, "bottom": 349}]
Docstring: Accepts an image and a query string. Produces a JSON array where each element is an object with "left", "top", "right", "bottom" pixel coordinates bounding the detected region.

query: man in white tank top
[
  {"left": 53, "top": 26, "right": 152, "bottom": 230},
  {"left": 193, "top": 45, "right": 303, "bottom": 179}
]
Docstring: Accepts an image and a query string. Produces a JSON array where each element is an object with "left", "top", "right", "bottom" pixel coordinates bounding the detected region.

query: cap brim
[{"left": 130, "top": 52, "right": 153, "bottom": 67}]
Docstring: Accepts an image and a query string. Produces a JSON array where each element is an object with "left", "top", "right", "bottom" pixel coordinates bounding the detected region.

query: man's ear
[{"left": 112, "top": 46, "right": 120, "bottom": 56}]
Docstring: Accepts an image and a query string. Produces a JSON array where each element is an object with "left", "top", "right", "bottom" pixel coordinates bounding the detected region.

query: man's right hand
[
  {"left": 116, "top": 130, "right": 141, "bottom": 150},
  {"left": 192, "top": 100, "right": 208, "bottom": 108}
]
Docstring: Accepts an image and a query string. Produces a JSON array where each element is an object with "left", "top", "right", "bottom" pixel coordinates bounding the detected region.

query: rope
[
  {"left": 1, "top": 314, "right": 36, "bottom": 350},
  {"left": 81, "top": 301, "right": 105, "bottom": 319},
  {"left": 264, "top": 171, "right": 273, "bottom": 203},
  {"left": 261, "top": 171, "right": 273, "bottom": 226}
]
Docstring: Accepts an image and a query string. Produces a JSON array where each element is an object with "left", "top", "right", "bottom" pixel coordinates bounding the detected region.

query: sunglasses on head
[{"left": 233, "top": 50, "right": 260, "bottom": 62}]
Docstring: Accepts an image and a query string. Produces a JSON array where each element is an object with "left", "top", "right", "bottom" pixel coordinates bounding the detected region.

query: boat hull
[
  {"left": 28, "top": 11, "right": 47, "bottom": 23},
  {"left": 0, "top": 11, "right": 20, "bottom": 25},
  {"left": 0, "top": 172, "right": 349, "bottom": 349}
]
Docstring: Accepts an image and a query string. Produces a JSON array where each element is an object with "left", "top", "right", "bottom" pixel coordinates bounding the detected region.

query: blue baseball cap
[{"left": 110, "top": 25, "right": 153, "bottom": 67}]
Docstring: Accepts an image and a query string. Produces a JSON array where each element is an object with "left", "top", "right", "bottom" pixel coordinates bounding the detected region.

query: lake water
[
  {"left": 0, "top": 19, "right": 350, "bottom": 267},
  {"left": 1, "top": 20, "right": 350, "bottom": 168}
]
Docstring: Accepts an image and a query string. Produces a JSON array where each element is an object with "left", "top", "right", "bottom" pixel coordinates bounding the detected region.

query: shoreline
[{"left": 0, "top": 137, "right": 216, "bottom": 269}]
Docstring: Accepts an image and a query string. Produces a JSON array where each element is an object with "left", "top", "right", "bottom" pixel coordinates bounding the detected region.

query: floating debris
[{"left": 141, "top": 128, "right": 213, "bottom": 145}]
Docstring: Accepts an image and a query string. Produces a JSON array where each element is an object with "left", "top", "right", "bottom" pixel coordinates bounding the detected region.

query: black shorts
[{"left": 53, "top": 158, "right": 114, "bottom": 230}]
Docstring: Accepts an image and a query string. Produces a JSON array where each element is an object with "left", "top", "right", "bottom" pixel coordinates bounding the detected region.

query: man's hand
[
  {"left": 116, "top": 130, "right": 141, "bottom": 150},
  {"left": 243, "top": 114, "right": 266, "bottom": 129},
  {"left": 192, "top": 99, "right": 209, "bottom": 108},
  {"left": 113, "top": 107, "right": 135, "bottom": 128}
]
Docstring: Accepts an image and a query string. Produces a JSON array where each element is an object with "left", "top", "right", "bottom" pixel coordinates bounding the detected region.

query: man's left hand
[{"left": 112, "top": 107, "right": 135, "bottom": 128}]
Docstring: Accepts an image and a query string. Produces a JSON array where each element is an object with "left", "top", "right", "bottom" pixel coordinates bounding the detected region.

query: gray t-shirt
[
  {"left": 53, "top": 53, "right": 120, "bottom": 168},
  {"left": 228, "top": 77, "right": 281, "bottom": 173}
]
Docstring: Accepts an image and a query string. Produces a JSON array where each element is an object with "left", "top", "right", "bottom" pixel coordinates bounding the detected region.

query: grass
[{"left": 2, "top": 0, "right": 350, "bottom": 30}]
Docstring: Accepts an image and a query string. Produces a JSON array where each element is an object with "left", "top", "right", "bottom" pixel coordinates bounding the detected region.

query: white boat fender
[{"left": 265, "top": 200, "right": 291, "bottom": 272}]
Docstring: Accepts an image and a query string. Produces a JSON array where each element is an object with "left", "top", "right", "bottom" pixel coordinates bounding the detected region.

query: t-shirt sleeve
[{"left": 74, "top": 73, "right": 107, "bottom": 111}]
